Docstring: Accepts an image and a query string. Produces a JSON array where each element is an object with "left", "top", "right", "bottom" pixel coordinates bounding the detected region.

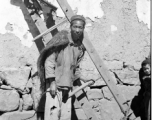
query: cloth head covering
[
  {"left": 141, "top": 58, "right": 151, "bottom": 67},
  {"left": 70, "top": 15, "right": 86, "bottom": 24}
]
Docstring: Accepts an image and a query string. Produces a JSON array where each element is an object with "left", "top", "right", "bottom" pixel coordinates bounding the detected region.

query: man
[{"left": 37, "top": 15, "right": 90, "bottom": 120}]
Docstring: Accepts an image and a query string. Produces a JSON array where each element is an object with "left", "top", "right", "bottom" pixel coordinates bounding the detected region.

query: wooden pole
[
  {"left": 32, "top": 18, "right": 68, "bottom": 42},
  {"left": 69, "top": 78, "right": 101, "bottom": 98},
  {"left": 56, "top": 0, "right": 136, "bottom": 119}
]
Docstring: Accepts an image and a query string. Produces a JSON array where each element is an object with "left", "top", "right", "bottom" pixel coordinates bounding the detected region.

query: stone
[
  {"left": 123, "top": 78, "right": 140, "bottom": 85},
  {"left": 92, "top": 70, "right": 117, "bottom": 86},
  {"left": 0, "top": 110, "right": 36, "bottom": 120},
  {"left": 90, "top": 100, "right": 99, "bottom": 108},
  {"left": 23, "top": 43, "right": 40, "bottom": 67},
  {"left": 114, "top": 69, "right": 139, "bottom": 85},
  {"left": 87, "top": 89, "right": 103, "bottom": 100},
  {"left": 0, "top": 77, "right": 2, "bottom": 85},
  {"left": 0, "top": 85, "right": 13, "bottom": 90},
  {"left": 92, "top": 79, "right": 106, "bottom": 86},
  {"left": 73, "top": 98, "right": 81, "bottom": 109},
  {"left": 74, "top": 108, "right": 87, "bottom": 119},
  {"left": 104, "top": 60, "right": 123, "bottom": 70},
  {"left": 80, "top": 52, "right": 96, "bottom": 70},
  {"left": 31, "top": 65, "right": 38, "bottom": 77},
  {"left": 117, "top": 85, "right": 141, "bottom": 101},
  {"left": 0, "top": 89, "right": 20, "bottom": 112},
  {"left": 109, "top": 71, "right": 118, "bottom": 84},
  {"left": 5, "top": 22, "right": 13, "bottom": 31},
  {"left": 26, "top": 78, "right": 33, "bottom": 89},
  {"left": 102, "top": 86, "right": 113, "bottom": 100},
  {"left": 93, "top": 107, "right": 100, "bottom": 112},
  {"left": 31, "top": 75, "right": 43, "bottom": 111},
  {"left": 99, "top": 99, "right": 124, "bottom": 120},
  {"left": 0, "top": 33, "right": 29, "bottom": 68},
  {"left": 102, "top": 84, "right": 140, "bottom": 102},
  {"left": 0, "top": 1, "right": 150, "bottom": 120},
  {"left": 22, "top": 94, "right": 33, "bottom": 110},
  {"left": 18, "top": 98, "right": 23, "bottom": 112},
  {"left": 0, "top": 67, "right": 31, "bottom": 91}
]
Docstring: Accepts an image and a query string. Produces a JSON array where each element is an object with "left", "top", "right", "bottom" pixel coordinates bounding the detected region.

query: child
[{"left": 141, "top": 58, "right": 151, "bottom": 120}]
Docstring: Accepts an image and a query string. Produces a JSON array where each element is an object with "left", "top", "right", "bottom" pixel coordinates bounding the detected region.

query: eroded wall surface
[{"left": 0, "top": 0, "right": 150, "bottom": 67}]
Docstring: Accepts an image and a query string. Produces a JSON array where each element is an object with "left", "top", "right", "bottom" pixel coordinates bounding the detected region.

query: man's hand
[{"left": 50, "top": 81, "right": 57, "bottom": 97}]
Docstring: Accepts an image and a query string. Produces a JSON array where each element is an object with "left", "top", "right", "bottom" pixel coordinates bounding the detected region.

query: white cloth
[{"left": 44, "top": 88, "right": 71, "bottom": 120}]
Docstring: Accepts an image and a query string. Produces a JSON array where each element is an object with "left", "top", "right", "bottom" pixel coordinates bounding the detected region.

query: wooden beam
[
  {"left": 24, "top": 0, "right": 53, "bottom": 46},
  {"left": 32, "top": 18, "right": 67, "bottom": 42},
  {"left": 23, "top": 0, "right": 59, "bottom": 114},
  {"left": 73, "top": 80, "right": 99, "bottom": 120},
  {"left": 40, "top": 0, "right": 58, "bottom": 11},
  {"left": 69, "top": 78, "right": 101, "bottom": 98},
  {"left": 56, "top": 0, "right": 136, "bottom": 119}
]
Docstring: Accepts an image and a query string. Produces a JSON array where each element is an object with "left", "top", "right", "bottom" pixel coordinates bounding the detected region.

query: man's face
[
  {"left": 70, "top": 20, "right": 85, "bottom": 42},
  {"left": 143, "top": 64, "right": 151, "bottom": 75}
]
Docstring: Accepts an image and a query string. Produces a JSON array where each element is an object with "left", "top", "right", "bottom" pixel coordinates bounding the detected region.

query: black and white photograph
[{"left": 0, "top": 0, "right": 151, "bottom": 120}]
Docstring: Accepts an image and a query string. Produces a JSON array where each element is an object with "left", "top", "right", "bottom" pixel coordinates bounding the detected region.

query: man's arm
[
  {"left": 45, "top": 53, "right": 56, "bottom": 79},
  {"left": 45, "top": 53, "right": 57, "bottom": 97}
]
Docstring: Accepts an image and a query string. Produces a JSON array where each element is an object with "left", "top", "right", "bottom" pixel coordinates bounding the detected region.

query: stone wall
[{"left": 0, "top": 0, "right": 150, "bottom": 120}]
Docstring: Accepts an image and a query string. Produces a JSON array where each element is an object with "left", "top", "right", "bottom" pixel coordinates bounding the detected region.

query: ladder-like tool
[
  {"left": 23, "top": 1, "right": 98, "bottom": 119},
  {"left": 23, "top": 0, "right": 58, "bottom": 113},
  {"left": 23, "top": 0, "right": 136, "bottom": 119},
  {"left": 24, "top": 0, "right": 54, "bottom": 47},
  {"left": 56, "top": 0, "right": 136, "bottom": 119}
]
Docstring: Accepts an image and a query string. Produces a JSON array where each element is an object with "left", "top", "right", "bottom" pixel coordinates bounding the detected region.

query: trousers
[
  {"left": 143, "top": 92, "right": 150, "bottom": 120},
  {"left": 44, "top": 88, "right": 71, "bottom": 120}
]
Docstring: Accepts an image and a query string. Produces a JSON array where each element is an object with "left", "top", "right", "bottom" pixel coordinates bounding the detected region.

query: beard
[{"left": 71, "top": 32, "right": 83, "bottom": 43}]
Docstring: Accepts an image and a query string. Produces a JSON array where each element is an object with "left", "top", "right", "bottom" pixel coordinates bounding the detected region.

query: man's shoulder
[
  {"left": 58, "top": 30, "right": 69, "bottom": 35},
  {"left": 46, "top": 30, "right": 70, "bottom": 47},
  {"left": 53, "top": 30, "right": 69, "bottom": 40}
]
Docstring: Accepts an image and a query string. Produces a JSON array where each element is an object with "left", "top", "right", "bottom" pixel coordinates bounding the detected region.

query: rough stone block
[
  {"left": 123, "top": 78, "right": 140, "bottom": 85},
  {"left": 74, "top": 108, "right": 87, "bottom": 119},
  {"left": 26, "top": 78, "right": 33, "bottom": 88},
  {"left": 102, "top": 86, "right": 113, "bottom": 100},
  {"left": 22, "top": 94, "right": 33, "bottom": 110},
  {"left": 0, "top": 89, "right": 20, "bottom": 112},
  {"left": 0, "top": 33, "right": 30, "bottom": 68},
  {"left": 104, "top": 60, "right": 123, "bottom": 70},
  {"left": 31, "top": 75, "right": 43, "bottom": 111},
  {"left": 117, "top": 84, "right": 141, "bottom": 101},
  {"left": 109, "top": 71, "right": 118, "bottom": 84},
  {"left": 0, "top": 67, "right": 31, "bottom": 91},
  {"left": 99, "top": 99, "right": 124, "bottom": 120},
  {"left": 87, "top": 89, "right": 103, "bottom": 100},
  {"left": 92, "top": 79, "right": 106, "bottom": 86},
  {"left": 90, "top": 100, "right": 99, "bottom": 108},
  {"left": 114, "top": 69, "right": 139, "bottom": 84},
  {"left": 73, "top": 98, "right": 81, "bottom": 109},
  {"left": 0, "top": 110, "right": 36, "bottom": 120},
  {"left": 103, "top": 84, "right": 140, "bottom": 102}
]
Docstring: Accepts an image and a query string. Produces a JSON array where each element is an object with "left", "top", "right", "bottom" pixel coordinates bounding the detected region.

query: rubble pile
[
  {"left": 0, "top": 60, "right": 141, "bottom": 120},
  {"left": 0, "top": 67, "right": 39, "bottom": 119}
]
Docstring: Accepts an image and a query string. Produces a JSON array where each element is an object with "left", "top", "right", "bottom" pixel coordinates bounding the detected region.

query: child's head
[{"left": 141, "top": 58, "right": 151, "bottom": 75}]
